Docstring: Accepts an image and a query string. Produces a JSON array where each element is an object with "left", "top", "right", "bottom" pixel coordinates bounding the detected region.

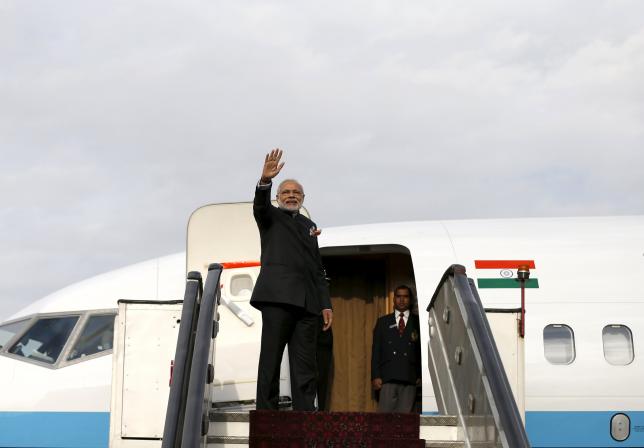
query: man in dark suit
[
  {"left": 251, "top": 148, "right": 333, "bottom": 411},
  {"left": 371, "top": 285, "right": 421, "bottom": 412}
]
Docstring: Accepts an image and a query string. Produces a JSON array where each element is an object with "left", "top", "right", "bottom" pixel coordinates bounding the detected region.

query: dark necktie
[{"left": 398, "top": 313, "right": 405, "bottom": 335}]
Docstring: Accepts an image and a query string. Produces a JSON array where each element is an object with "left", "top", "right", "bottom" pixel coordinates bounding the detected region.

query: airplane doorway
[{"left": 320, "top": 245, "right": 416, "bottom": 412}]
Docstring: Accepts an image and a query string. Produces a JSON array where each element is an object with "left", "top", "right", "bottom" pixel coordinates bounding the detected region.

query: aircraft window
[
  {"left": 543, "top": 324, "right": 575, "bottom": 364},
  {"left": 68, "top": 314, "right": 116, "bottom": 361},
  {"left": 603, "top": 325, "right": 634, "bottom": 366},
  {"left": 230, "top": 274, "right": 254, "bottom": 297},
  {"left": 0, "top": 319, "right": 30, "bottom": 349},
  {"left": 8, "top": 316, "right": 79, "bottom": 364}
]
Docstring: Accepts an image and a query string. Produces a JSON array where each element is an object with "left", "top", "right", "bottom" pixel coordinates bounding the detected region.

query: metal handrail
[
  {"left": 161, "top": 263, "right": 223, "bottom": 448},
  {"left": 426, "top": 264, "right": 530, "bottom": 448},
  {"left": 181, "top": 263, "right": 222, "bottom": 448},
  {"left": 161, "top": 271, "right": 202, "bottom": 448}
]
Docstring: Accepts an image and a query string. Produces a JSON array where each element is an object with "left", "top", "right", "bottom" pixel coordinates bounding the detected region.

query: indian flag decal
[{"left": 475, "top": 260, "right": 539, "bottom": 289}]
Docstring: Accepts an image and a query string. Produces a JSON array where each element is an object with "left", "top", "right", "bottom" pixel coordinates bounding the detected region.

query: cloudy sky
[{"left": 1, "top": 0, "right": 643, "bottom": 320}]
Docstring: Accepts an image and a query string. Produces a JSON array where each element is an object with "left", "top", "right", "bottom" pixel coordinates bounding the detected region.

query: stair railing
[
  {"left": 426, "top": 264, "right": 530, "bottom": 448},
  {"left": 162, "top": 263, "right": 223, "bottom": 448}
]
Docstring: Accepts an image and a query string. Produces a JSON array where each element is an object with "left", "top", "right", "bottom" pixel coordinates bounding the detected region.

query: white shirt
[{"left": 395, "top": 310, "right": 409, "bottom": 326}]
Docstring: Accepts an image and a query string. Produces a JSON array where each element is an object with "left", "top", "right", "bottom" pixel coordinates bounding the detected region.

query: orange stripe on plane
[
  {"left": 220, "top": 261, "right": 261, "bottom": 269},
  {"left": 474, "top": 260, "right": 536, "bottom": 269}
]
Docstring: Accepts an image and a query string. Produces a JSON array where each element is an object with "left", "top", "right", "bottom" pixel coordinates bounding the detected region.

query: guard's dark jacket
[
  {"left": 250, "top": 184, "right": 331, "bottom": 315},
  {"left": 371, "top": 312, "right": 421, "bottom": 384}
]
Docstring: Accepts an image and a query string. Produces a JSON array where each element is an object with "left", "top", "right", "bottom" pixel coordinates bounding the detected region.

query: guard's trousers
[{"left": 377, "top": 382, "right": 417, "bottom": 413}]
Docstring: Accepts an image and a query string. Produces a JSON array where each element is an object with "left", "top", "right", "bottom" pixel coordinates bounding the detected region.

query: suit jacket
[
  {"left": 371, "top": 312, "right": 421, "bottom": 385},
  {"left": 250, "top": 184, "right": 331, "bottom": 315}
]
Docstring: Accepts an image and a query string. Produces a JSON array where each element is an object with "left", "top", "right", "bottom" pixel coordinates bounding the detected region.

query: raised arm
[{"left": 254, "top": 149, "right": 286, "bottom": 226}]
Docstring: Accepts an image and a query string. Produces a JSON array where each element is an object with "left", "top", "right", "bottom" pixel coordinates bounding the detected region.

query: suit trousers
[
  {"left": 377, "top": 382, "right": 417, "bottom": 413},
  {"left": 256, "top": 304, "right": 319, "bottom": 411}
]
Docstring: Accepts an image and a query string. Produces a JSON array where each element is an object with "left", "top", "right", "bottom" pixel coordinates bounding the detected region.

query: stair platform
[{"left": 207, "top": 411, "right": 461, "bottom": 447}]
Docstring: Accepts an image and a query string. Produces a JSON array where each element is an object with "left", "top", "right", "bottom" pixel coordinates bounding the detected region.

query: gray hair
[{"left": 277, "top": 179, "right": 304, "bottom": 195}]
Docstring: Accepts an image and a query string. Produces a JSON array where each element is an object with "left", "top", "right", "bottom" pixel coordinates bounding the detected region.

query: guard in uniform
[{"left": 371, "top": 285, "right": 421, "bottom": 412}]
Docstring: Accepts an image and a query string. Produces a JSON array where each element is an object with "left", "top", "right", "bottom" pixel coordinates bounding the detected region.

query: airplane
[{"left": 0, "top": 203, "right": 642, "bottom": 448}]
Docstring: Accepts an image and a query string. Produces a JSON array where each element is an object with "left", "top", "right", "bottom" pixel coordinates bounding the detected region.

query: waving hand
[{"left": 261, "top": 148, "right": 285, "bottom": 183}]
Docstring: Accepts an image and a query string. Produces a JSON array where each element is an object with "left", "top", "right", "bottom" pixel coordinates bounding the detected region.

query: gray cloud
[{"left": 2, "top": 0, "right": 644, "bottom": 320}]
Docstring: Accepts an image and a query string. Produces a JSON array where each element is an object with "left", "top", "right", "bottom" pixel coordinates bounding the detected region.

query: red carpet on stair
[{"left": 249, "top": 410, "right": 425, "bottom": 448}]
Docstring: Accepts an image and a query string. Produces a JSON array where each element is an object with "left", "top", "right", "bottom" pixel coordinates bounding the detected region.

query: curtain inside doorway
[{"left": 324, "top": 258, "right": 388, "bottom": 412}]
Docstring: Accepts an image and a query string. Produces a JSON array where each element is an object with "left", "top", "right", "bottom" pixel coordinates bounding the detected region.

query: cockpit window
[
  {"left": 68, "top": 314, "right": 116, "bottom": 361},
  {"left": 0, "top": 319, "right": 30, "bottom": 350},
  {"left": 8, "top": 316, "right": 79, "bottom": 364}
]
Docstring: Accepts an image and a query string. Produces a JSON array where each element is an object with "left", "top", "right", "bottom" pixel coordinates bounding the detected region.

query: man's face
[
  {"left": 393, "top": 288, "right": 411, "bottom": 313},
  {"left": 277, "top": 181, "right": 304, "bottom": 211}
]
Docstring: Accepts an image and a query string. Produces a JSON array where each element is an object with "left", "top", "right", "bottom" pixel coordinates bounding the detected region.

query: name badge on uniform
[{"left": 388, "top": 324, "right": 397, "bottom": 329}]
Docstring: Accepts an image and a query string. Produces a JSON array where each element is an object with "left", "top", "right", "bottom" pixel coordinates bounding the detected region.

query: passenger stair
[{"left": 109, "top": 263, "right": 529, "bottom": 448}]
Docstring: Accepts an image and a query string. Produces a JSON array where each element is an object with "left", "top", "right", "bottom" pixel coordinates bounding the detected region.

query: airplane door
[
  {"left": 187, "top": 201, "right": 310, "bottom": 275},
  {"left": 187, "top": 202, "right": 310, "bottom": 407}
]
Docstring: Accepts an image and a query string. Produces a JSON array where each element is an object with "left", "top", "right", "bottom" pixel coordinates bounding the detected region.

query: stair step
[
  {"left": 418, "top": 415, "right": 458, "bottom": 442},
  {"left": 207, "top": 435, "right": 248, "bottom": 445},
  {"left": 425, "top": 443, "right": 465, "bottom": 448},
  {"left": 209, "top": 412, "right": 459, "bottom": 425}
]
